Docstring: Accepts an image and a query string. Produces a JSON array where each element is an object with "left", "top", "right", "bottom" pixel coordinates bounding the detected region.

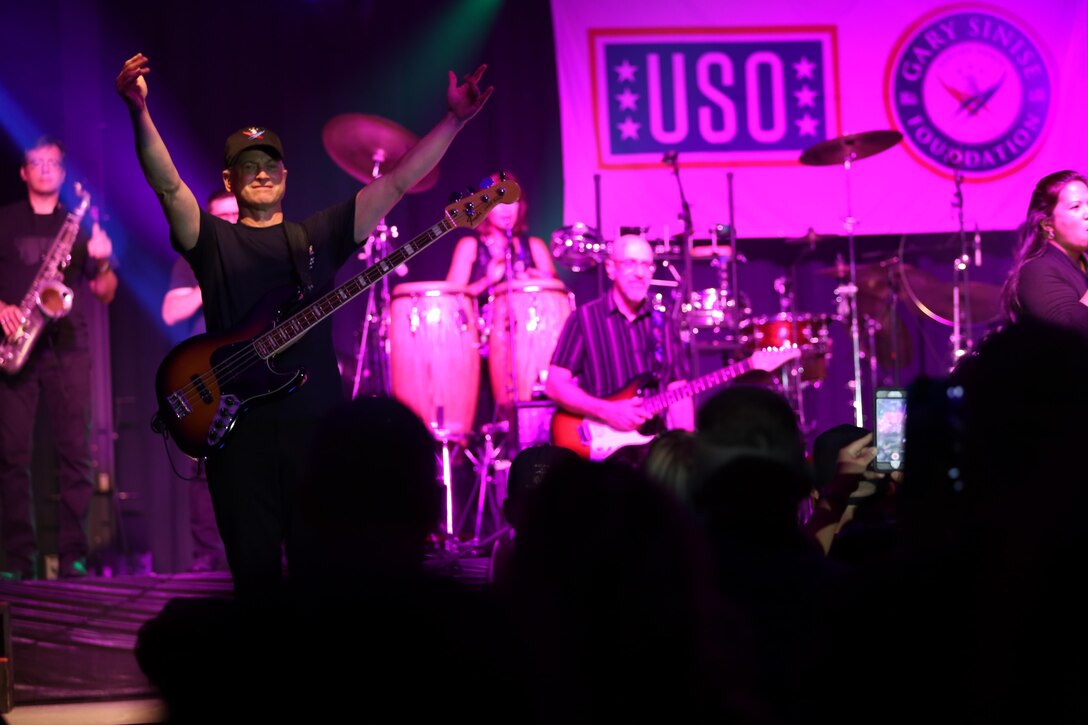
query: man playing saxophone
[{"left": 0, "top": 136, "right": 117, "bottom": 580}]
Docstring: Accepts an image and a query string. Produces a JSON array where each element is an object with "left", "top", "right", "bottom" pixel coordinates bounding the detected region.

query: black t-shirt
[
  {"left": 0, "top": 199, "right": 94, "bottom": 351},
  {"left": 181, "top": 198, "right": 357, "bottom": 417}
]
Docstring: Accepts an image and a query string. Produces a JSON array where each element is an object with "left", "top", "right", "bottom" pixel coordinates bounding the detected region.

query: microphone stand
[
  {"left": 727, "top": 172, "right": 739, "bottom": 319},
  {"left": 594, "top": 173, "right": 605, "bottom": 296},
  {"left": 502, "top": 228, "right": 520, "bottom": 439},
  {"left": 665, "top": 151, "right": 698, "bottom": 379}
]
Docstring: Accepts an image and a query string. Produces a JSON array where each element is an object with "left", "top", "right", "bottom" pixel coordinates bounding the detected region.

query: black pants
[
  {"left": 0, "top": 346, "right": 93, "bottom": 575},
  {"left": 204, "top": 412, "right": 324, "bottom": 601}
]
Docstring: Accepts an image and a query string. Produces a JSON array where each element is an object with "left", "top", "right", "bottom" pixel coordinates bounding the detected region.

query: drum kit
[{"left": 550, "top": 129, "right": 1004, "bottom": 430}]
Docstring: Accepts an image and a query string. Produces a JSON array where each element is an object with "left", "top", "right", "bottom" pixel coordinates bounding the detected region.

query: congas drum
[
  {"left": 389, "top": 282, "right": 480, "bottom": 435},
  {"left": 741, "top": 313, "right": 833, "bottom": 383},
  {"left": 488, "top": 278, "right": 575, "bottom": 406}
]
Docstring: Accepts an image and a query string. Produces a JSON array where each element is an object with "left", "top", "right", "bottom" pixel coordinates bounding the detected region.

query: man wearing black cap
[{"left": 115, "top": 52, "right": 491, "bottom": 599}]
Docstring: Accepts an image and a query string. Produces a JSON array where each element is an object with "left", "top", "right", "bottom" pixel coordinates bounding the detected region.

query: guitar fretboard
[
  {"left": 254, "top": 218, "right": 454, "bottom": 357},
  {"left": 643, "top": 357, "right": 758, "bottom": 416}
]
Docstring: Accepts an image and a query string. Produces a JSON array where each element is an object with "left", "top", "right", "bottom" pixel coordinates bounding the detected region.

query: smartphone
[{"left": 874, "top": 388, "right": 907, "bottom": 471}]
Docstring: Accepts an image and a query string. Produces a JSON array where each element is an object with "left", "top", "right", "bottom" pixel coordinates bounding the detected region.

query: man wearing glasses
[
  {"left": 546, "top": 234, "right": 693, "bottom": 453},
  {"left": 0, "top": 137, "right": 118, "bottom": 580}
]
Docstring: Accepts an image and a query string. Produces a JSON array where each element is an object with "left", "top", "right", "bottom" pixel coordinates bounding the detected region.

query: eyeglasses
[
  {"left": 234, "top": 160, "right": 284, "bottom": 178},
  {"left": 25, "top": 159, "right": 63, "bottom": 170},
  {"left": 614, "top": 258, "right": 656, "bottom": 273}
]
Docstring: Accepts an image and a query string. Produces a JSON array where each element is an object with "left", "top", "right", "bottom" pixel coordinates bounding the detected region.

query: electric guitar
[
  {"left": 550, "top": 346, "right": 801, "bottom": 460},
  {"left": 155, "top": 172, "right": 521, "bottom": 459}
]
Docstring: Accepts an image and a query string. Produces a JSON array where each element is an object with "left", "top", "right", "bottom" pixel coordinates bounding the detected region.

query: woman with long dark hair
[
  {"left": 1002, "top": 170, "right": 1088, "bottom": 335},
  {"left": 446, "top": 194, "right": 557, "bottom": 299}
]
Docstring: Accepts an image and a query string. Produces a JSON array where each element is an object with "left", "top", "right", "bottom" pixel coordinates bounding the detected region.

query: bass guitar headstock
[{"left": 445, "top": 171, "right": 521, "bottom": 229}]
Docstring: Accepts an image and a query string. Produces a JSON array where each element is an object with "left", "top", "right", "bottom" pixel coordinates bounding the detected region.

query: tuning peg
[{"left": 448, "top": 191, "right": 464, "bottom": 203}]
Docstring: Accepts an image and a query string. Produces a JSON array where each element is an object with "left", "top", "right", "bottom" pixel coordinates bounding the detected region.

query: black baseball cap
[{"left": 223, "top": 126, "right": 284, "bottom": 168}]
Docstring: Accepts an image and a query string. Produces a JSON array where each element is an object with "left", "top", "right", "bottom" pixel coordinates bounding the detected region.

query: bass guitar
[
  {"left": 550, "top": 346, "right": 801, "bottom": 460},
  {"left": 155, "top": 171, "right": 520, "bottom": 459}
]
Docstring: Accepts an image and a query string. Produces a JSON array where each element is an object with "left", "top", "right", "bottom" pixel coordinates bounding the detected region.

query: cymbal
[
  {"left": 815, "top": 257, "right": 925, "bottom": 288},
  {"left": 321, "top": 113, "right": 439, "bottom": 193},
  {"left": 818, "top": 258, "right": 1003, "bottom": 326},
  {"left": 786, "top": 227, "right": 839, "bottom": 245},
  {"left": 799, "top": 130, "right": 903, "bottom": 166},
  {"left": 902, "top": 277, "right": 1003, "bottom": 326}
]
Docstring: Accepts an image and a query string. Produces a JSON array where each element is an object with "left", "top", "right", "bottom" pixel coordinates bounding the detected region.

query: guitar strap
[
  {"left": 650, "top": 307, "right": 667, "bottom": 389},
  {"left": 284, "top": 221, "right": 315, "bottom": 294}
]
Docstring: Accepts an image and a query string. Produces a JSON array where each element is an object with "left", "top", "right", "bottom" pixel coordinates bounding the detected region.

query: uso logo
[{"left": 885, "top": 4, "right": 1052, "bottom": 179}]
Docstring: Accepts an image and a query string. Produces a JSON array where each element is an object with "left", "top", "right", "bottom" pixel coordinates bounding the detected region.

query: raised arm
[
  {"left": 115, "top": 53, "right": 200, "bottom": 251},
  {"left": 353, "top": 66, "right": 493, "bottom": 242}
]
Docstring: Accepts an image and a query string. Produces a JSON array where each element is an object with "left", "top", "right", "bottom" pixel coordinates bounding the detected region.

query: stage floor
[{"left": 0, "top": 551, "right": 491, "bottom": 717}]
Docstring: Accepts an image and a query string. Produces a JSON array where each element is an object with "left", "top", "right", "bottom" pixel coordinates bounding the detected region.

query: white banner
[{"left": 551, "top": 0, "right": 1088, "bottom": 239}]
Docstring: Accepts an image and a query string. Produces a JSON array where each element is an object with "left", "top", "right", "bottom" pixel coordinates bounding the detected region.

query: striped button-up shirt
[{"left": 550, "top": 291, "right": 689, "bottom": 398}]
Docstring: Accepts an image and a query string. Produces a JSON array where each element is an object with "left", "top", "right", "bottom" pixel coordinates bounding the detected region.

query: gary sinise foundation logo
[{"left": 885, "top": 4, "right": 1052, "bottom": 179}]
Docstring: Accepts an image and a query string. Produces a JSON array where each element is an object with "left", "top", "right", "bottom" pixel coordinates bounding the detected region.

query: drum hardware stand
[
  {"left": 839, "top": 157, "right": 867, "bottom": 427},
  {"left": 949, "top": 169, "right": 977, "bottom": 369},
  {"left": 458, "top": 421, "right": 510, "bottom": 547},
  {"left": 431, "top": 417, "right": 459, "bottom": 551},
  {"left": 884, "top": 262, "right": 903, "bottom": 386},
  {"left": 351, "top": 150, "right": 400, "bottom": 399},
  {"left": 800, "top": 130, "right": 902, "bottom": 428},
  {"left": 773, "top": 275, "right": 811, "bottom": 432},
  {"left": 864, "top": 315, "right": 881, "bottom": 395}
]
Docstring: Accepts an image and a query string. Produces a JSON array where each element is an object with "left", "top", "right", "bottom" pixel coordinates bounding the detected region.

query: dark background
[{"left": 0, "top": 0, "right": 1016, "bottom": 571}]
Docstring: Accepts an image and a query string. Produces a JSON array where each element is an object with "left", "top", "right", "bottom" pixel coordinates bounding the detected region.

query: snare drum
[
  {"left": 389, "top": 282, "right": 480, "bottom": 435},
  {"left": 488, "top": 278, "right": 575, "bottom": 406},
  {"left": 742, "top": 313, "right": 833, "bottom": 382}
]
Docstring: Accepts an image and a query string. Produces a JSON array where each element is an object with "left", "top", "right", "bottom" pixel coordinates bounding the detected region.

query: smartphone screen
[{"left": 874, "top": 388, "right": 907, "bottom": 471}]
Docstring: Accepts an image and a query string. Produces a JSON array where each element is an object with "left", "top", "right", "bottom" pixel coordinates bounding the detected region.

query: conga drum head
[
  {"left": 389, "top": 282, "right": 480, "bottom": 435},
  {"left": 489, "top": 279, "right": 574, "bottom": 406}
]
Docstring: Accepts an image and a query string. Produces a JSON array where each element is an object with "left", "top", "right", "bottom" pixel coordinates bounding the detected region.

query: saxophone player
[{"left": 0, "top": 136, "right": 117, "bottom": 581}]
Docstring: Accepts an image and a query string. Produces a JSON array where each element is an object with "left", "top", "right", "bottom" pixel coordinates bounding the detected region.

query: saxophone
[{"left": 0, "top": 185, "right": 92, "bottom": 374}]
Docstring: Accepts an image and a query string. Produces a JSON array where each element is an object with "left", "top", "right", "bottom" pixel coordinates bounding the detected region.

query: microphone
[
  {"left": 662, "top": 150, "right": 678, "bottom": 166},
  {"left": 973, "top": 225, "right": 982, "bottom": 267}
]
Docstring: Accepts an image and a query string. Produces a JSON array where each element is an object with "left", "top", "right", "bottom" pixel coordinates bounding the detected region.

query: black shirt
[
  {"left": 182, "top": 199, "right": 357, "bottom": 416},
  {"left": 0, "top": 199, "right": 94, "bottom": 351},
  {"left": 550, "top": 291, "right": 689, "bottom": 397},
  {"left": 1016, "top": 243, "right": 1088, "bottom": 337}
]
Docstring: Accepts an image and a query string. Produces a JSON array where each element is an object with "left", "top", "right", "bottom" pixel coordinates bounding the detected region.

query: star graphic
[
  {"left": 794, "top": 85, "right": 817, "bottom": 108},
  {"left": 617, "top": 116, "right": 641, "bottom": 140},
  {"left": 616, "top": 87, "right": 640, "bottom": 111},
  {"left": 615, "top": 59, "right": 638, "bottom": 83},
  {"left": 795, "top": 113, "right": 819, "bottom": 136},
  {"left": 793, "top": 57, "right": 816, "bottom": 80}
]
